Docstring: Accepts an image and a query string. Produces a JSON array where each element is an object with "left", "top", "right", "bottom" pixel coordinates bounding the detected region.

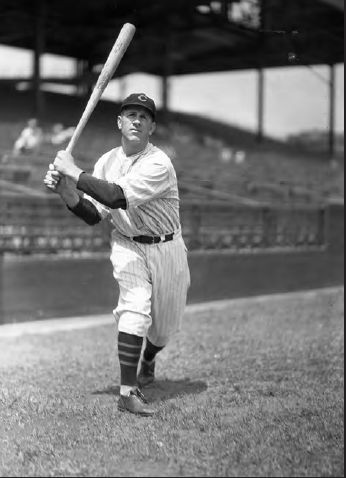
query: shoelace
[{"left": 135, "top": 388, "right": 148, "bottom": 404}]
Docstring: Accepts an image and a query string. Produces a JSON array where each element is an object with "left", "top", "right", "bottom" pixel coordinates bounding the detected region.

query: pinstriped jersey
[{"left": 85, "top": 143, "right": 181, "bottom": 237}]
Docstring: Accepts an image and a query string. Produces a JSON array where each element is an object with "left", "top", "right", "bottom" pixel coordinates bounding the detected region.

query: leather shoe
[
  {"left": 138, "top": 359, "right": 155, "bottom": 387},
  {"left": 118, "top": 388, "right": 155, "bottom": 416}
]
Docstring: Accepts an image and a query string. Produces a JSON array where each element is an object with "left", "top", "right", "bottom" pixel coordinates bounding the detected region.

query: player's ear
[
  {"left": 149, "top": 121, "right": 156, "bottom": 136},
  {"left": 117, "top": 115, "right": 123, "bottom": 131}
]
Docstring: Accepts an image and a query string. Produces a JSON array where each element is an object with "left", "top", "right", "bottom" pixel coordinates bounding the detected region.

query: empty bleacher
[
  {"left": 0, "top": 86, "right": 343, "bottom": 256},
  {"left": 0, "top": 85, "right": 343, "bottom": 206}
]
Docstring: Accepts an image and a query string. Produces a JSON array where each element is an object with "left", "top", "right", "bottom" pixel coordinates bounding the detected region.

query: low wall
[
  {"left": 0, "top": 195, "right": 327, "bottom": 253},
  {"left": 0, "top": 203, "right": 343, "bottom": 324}
]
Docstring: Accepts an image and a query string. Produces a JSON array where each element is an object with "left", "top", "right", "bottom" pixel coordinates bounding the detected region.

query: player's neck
[{"left": 122, "top": 138, "right": 149, "bottom": 157}]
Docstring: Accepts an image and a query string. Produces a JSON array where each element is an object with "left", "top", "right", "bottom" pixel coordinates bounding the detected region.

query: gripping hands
[{"left": 44, "top": 150, "right": 82, "bottom": 193}]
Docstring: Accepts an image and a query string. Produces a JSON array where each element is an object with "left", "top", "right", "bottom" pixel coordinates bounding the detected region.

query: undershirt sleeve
[
  {"left": 77, "top": 172, "right": 127, "bottom": 210},
  {"left": 67, "top": 197, "right": 102, "bottom": 226}
]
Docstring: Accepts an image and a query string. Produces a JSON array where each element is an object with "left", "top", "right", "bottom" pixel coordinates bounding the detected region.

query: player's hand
[
  {"left": 53, "top": 150, "right": 82, "bottom": 182},
  {"left": 44, "top": 165, "right": 74, "bottom": 194},
  {"left": 44, "top": 165, "right": 61, "bottom": 192}
]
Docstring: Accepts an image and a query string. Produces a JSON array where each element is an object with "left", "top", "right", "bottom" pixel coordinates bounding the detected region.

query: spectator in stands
[
  {"left": 50, "top": 123, "right": 75, "bottom": 146},
  {"left": 234, "top": 150, "right": 246, "bottom": 164},
  {"left": 11, "top": 118, "right": 43, "bottom": 156},
  {"left": 219, "top": 146, "right": 233, "bottom": 164}
]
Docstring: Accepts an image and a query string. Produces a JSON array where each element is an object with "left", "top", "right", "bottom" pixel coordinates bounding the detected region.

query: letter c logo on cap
[{"left": 138, "top": 94, "right": 148, "bottom": 102}]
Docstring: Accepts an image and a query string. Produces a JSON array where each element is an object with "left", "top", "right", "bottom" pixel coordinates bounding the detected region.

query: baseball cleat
[
  {"left": 118, "top": 388, "right": 155, "bottom": 416},
  {"left": 137, "top": 359, "right": 155, "bottom": 387}
]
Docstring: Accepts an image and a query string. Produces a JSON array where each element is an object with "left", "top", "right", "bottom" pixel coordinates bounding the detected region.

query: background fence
[
  {"left": 180, "top": 201, "right": 326, "bottom": 251},
  {"left": 0, "top": 197, "right": 343, "bottom": 323},
  {"left": 0, "top": 194, "right": 327, "bottom": 254}
]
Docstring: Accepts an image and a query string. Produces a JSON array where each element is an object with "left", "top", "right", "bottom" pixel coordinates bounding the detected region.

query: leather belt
[{"left": 132, "top": 233, "right": 174, "bottom": 245}]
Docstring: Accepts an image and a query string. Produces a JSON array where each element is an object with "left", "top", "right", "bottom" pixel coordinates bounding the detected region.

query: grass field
[{"left": 0, "top": 288, "right": 344, "bottom": 477}]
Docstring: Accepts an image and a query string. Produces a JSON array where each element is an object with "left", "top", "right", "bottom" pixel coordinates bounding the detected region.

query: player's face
[{"left": 118, "top": 107, "right": 156, "bottom": 143}]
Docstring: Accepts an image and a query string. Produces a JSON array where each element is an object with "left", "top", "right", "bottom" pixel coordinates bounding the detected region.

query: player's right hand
[{"left": 44, "top": 164, "right": 61, "bottom": 192}]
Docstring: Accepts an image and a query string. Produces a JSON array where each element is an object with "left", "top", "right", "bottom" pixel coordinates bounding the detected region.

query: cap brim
[{"left": 120, "top": 103, "right": 156, "bottom": 118}]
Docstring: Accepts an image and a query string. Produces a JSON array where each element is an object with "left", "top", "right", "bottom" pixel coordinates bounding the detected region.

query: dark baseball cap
[{"left": 120, "top": 93, "right": 156, "bottom": 119}]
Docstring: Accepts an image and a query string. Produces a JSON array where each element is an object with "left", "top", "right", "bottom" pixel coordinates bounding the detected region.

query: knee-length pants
[{"left": 111, "top": 232, "right": 190, "bottom": 347}]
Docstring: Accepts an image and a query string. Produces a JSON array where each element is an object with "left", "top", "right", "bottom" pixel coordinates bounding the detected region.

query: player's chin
[{"left": 126, "top": 131, "right": 143, "bottom": 141}]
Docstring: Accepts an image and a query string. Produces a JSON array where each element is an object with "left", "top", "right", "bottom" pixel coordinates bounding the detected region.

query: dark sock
[
  {"left": 143, "top": 338, "right": 164, "bottom": 362},
  {"left": 118, "top": 332, "right": 143, "bottom": 386}
]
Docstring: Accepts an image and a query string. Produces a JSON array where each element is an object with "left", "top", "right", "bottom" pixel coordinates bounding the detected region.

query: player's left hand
[
  {"left": 53, "top": 150, "right": 83, "bottom": 182},
  {"left": 44, "top": 166, "right": 61, "bottom": 191}
]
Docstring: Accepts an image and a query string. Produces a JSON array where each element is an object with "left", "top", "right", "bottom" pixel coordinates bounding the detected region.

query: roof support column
[
  {"left": 33, "top": 0, "right": 46, "bottom": 119},
  {"left": 257, "top": 0, "right": 266, "bottom": 143},
  {"left": 221, "top": 0, "right": 229, "bottom": 18},
  {"left": 75, "top": 60, "right": 86, "bottom": 96},
  {"left": 161, "top": 30, "right": 174, "bottom": 124},
  {"left": 161, "top": 73, "right": 170, "bottom": 123},
  {"left": 0, "top": 253, "right": 3, "bottom": 324},
  {"left": 257, "top": 67, "right": 265, "bottom": 143},
  {"left": 75, "top": 59, "right": 94, "bottom": 99},
  {"left": 328, "top": 63, "right": 336, "bottom": 158},
  {"left": 119, "top": 76, "right": 127, "bottom": 100}
]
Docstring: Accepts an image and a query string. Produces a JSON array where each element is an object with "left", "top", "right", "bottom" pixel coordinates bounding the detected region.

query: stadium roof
[{"left": 0, "top": 0, "right": 343, "bottom": 78}]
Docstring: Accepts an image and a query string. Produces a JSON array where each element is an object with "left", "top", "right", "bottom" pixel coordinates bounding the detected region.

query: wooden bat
[{"left": 65, "top": 23, "right": 136, "bottom": 154}]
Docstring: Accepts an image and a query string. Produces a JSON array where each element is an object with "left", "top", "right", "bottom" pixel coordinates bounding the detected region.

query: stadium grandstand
[
  {"left": 0, "top": 87, "right": 343, "bottom": 205},
  {"left": 0, "top": 0, "right": 344, "bottom": 255},
  {"left": 0, "top": 85, "right": 341, "bottom": 256}
]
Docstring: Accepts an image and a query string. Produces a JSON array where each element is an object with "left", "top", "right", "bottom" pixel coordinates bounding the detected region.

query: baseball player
[{"left": 44, "top": 93, "right": 191, "bottom": 416}]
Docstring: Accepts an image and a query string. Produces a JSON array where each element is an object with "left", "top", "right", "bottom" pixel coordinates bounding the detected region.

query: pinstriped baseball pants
[{"left": 110, "top": 231, "right": 191, "bottom": 347}]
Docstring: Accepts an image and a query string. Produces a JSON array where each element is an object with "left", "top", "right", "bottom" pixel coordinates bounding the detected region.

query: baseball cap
[{"left": 120, "top": 93, "right": 156, "bottom": 119}]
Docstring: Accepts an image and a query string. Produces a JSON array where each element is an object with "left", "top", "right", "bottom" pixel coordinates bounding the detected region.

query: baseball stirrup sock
[
  {"left": 118, "top": 332, "right": 143, "bottom": 386},
  {"left": 143, "top": 338, "right": 164, "bottom": 363}
]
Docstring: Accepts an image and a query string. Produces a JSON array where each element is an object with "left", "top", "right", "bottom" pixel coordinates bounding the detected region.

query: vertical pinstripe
[
  {"left": 88, "top": 141, "right": 191, "bottom": 347},
  {"left": 111, "top": 233, "right": 190, "bottom": 347},
  {"left": 84, "top": 143, "right": 181, "bottom": 236}
]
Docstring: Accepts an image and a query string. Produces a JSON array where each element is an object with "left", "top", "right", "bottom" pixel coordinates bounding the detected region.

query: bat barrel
[{"left": 65, "top": 23, "right": 136, "bottom": 155}]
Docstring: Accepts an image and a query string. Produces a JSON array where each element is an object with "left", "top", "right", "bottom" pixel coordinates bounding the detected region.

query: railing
[
  {"left": 180, "top": 201, "right": 326, "bottom": 251},
  {"left": 0, "top": 194, "right": 108, "bottom": 253},
  {"left": 0, "top": 194, "right": 327, "bottom": 254}
]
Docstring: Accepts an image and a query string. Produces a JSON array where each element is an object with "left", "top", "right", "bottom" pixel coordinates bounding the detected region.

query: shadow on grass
[{"left": 92, "top": 378, "right": 207, "bottom": 403}]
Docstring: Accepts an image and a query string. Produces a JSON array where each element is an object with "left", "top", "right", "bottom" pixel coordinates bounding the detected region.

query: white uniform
[{"left": 86, "top": 143, "right": 190, "bottom": 347}]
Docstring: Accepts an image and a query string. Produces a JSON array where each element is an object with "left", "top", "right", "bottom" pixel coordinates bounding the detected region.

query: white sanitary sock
[{"left": 120, "top": 385, "right": 137, "bottom": 397}]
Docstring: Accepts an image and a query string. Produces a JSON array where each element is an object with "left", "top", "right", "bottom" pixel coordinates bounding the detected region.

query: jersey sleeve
[{"left": 116, "top": 159, "right": 170, "bottom": 209}]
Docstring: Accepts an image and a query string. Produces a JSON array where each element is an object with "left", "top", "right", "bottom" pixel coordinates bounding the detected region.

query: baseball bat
[{"left": 65, "top": 23, "right": 136, "bottom": 154}]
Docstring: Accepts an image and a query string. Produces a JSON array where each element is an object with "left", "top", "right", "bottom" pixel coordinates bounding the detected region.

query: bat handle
[{"left": 65, "top": 128, "right": 80, "bottom": 155}]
